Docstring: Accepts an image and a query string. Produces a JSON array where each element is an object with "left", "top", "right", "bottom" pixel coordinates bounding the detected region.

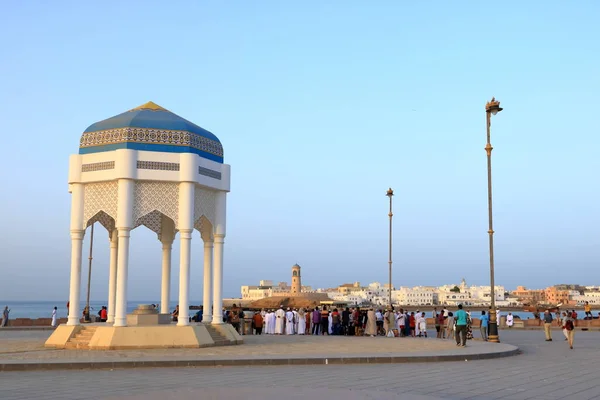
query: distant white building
[
  {"left": 572, "top": 291, "right": 600, "bottom": 306},
  {"left": 437, "top": 290, "right": 472, "bottom": 306},
  {"left": 241, "top": 285, "right": 274, "bottom": 300},
  {"left": 436, "top": 279, "right": 507, "bottom": 306},
  {"left": 393, "top": 286, "right": 437, "bottom": 306},
  {"left": 468, "top": 285, "right": 506, "bottom": 303}
]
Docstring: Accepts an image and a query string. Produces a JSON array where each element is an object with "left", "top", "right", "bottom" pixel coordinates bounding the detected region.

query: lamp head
[
  {"left": 386, "top": 188, "right": 394, "bottom": 197},
  {"left": 485, "top": 97, "right": 503, "bottom": 115}
]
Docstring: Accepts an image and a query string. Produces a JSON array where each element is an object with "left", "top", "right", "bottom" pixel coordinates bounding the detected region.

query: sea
[
  {"left": 0, "top": 300, "right": 544, "bottom": 320},
  {"left": 0, "top": 300, "right": 201, "bottom": 319}
]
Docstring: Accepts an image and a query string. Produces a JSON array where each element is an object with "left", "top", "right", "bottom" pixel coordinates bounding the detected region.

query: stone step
[
  {"left": 74, "top": 331, "right": 95, "bottom": 337},
  {"left": 205, "top": 325, "right": 231, "bottom": 346},
  {"left": 71, "top": 335, "right": 93, "bottom": 342},
  {"left": 66, "top": 327, "right": 97, "bottom": 349},
  {"left": 65, "top": 342, "right": 89, "bottom": 350},
  {"left": 70, "top": 337, "right": 92, "bottom": 343}
]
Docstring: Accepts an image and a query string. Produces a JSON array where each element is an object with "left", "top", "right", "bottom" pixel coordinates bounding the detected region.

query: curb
[
  {"left": 0, "top": 327, "right": 56, "bottom": 332},
  {"left": 0, "top": 346, "right": 519, "bottom": 372}
]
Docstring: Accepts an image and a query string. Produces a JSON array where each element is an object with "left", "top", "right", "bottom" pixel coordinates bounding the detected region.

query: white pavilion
[{"left": 46, "top": 101, "right": 241, "bottom": 349}]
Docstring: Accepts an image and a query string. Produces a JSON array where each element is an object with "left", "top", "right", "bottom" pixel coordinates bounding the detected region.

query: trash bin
[
  {"left": 499, "top": 316, "right": 506, "bottom": 327},
  {"left": 243, "top": 318, "right": 252, "bottom": 335}
]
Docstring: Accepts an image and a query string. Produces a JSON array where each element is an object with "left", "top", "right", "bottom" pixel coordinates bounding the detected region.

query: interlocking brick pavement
[{"left": 1, "top": 330, "right": 599, "bottom": 399}]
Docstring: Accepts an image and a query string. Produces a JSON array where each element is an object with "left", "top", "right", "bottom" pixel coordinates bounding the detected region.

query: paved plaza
[
  {"left": 0, "top": 329, "right": 515, "bottom": 366},
  {"left": 0, "top": 330, "right": 599, "bottom": 399}
]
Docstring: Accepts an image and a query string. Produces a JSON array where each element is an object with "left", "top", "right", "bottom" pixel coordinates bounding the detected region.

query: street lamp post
[
  {"left": 386, "top": 188, "right": 394, "bottom": 309},
  {"left": 485, "top": 97, "right": 503, "bottom": 343}
]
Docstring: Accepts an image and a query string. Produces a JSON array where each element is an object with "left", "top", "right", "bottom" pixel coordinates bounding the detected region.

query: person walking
[
  {"left": 312, "top": 308, "right": 320, "bottom": 335},
  {"left": 419, "top": 312, "right": 428, "bottom": 338},
  {"left": 445, "top": 312, "right": 454, "bottom": 341},
  {"left": 409, "top": 312, "right": 416, "bottom": 337},
  {"left": 563, "top": 311, "right": 575, "bottom": 349},
  {"left": 560, "top": 311, "right": 569, "bottom": 341},
  {"left": 466, "top": 310, "right": 473, "bottom": 340},
  {"left": 479, "top": 311, "right": 489, "bottom": 341},
  {"left": 455, "top": 305, "right": 468, "bottom": 347},
  {"left": 437, "top": 311, "right": 445, "bottom": 339},
  {"left": 375, "top": 309, "right": 384, "bottom": 336},
  {"left": 387, "top": 308, "right": 395, "bottom": 336},
  {"left": 1, "top": 306, "right": 10, "bottom": 327},
  {"left": 543, "top": 309, "right": 553, "bottom": 341},
  {"left": 365, "top": 308, "right": 377, "bottom": 337},
  {"left": 342, "top": 307, "right": 350, "bottom": 336},
  {"left": 51, "top": 307, "right": 58, "bottom": 327},
  {"left": 230, "top": 304, "right": 241, "bottom": 334},
  {"left": 320, "top": 306, "right": 330, "bottom": 335}
]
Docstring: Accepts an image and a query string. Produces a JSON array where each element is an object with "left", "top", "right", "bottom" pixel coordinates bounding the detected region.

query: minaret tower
[{"left": 291, "top": 264, "right": 301, "bottom": 295}]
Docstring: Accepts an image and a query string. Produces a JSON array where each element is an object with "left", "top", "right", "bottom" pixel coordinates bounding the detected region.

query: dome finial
[{"left": 130, "top": 101, "right": 168, "bottom": 112}]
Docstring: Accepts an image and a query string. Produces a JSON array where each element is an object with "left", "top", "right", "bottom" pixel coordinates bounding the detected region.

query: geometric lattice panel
[
  {"left": 196, "top": 215, "right": 213, "bottom": 242},
  {"left": 133, "top": 209, "right": 163, "bottom": 237},
  {"left": 87, "top": 210, "right": 116, "bottom": 236},
  {"left": 82, "top": 181, "right": 118, "bottom": 230},
  {"left": 194, "top": 186, "right": 216, "bottom": 229},
  {"left": 80, "top": 127, "right": 224, "bottom": 158},
  {"left": 132, "top": 181, "right": 179, "bottom": 229}
]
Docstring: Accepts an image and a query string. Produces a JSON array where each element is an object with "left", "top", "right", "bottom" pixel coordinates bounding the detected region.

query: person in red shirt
[
  {"left": 99, "top": 306, "right": 108, "bottom": 322},
  {"left": 252, "top": 311, "right": 263, "bottom": 335},
  {"left": 437, "top": 312, "right": 446, "bottom": 339},
  {"left": 409, "top": 312, "right": 416, "bottom": 337}
]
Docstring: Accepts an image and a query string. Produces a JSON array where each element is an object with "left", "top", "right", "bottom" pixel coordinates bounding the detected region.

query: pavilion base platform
[
  {"left": 45, "top": 323, "right": 243, "bottom": 350},
  {"left": 44, "top": 325, "right": 81, "bottom": 348}
]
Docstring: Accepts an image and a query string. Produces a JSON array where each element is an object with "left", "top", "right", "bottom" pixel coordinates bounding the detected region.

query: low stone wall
[{"left": 6, "top": 318, "right": 69, "bottom": 327}]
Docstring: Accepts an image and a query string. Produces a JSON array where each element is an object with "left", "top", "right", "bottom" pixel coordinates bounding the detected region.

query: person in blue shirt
[
  {"left": 479, "top": 311, "right": 489, "bottom": 341},
  {"left": 455, "top": 304, "right": 468, "bottom": 347}
]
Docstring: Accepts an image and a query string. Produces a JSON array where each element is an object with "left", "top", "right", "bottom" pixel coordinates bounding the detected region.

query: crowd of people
[
  {"left": 224, "top": 304, "right": 507, "bottom": 348},
  {"left": 227, "top": 304, "right": 581, "bottom": 350}
]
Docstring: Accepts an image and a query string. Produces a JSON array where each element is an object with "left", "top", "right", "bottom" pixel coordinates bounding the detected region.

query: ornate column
[
  {"left": 177, "top": 182, "right": 195, "bottom": 326},
  {"left": 160, "top": 216, "right": 175, "bottom": 316},
  {"left": 114, "top": 179, "right": 134, "bottom": 327},
  {"left": 202, "top": 240, "right": 213, "bottom": 323},
  {"left": 160, "top": 239, "right": 173, "bottom": 315},
  {"left": 211, "top": 191, "right": 227, "bottom": 325},
  {"left": 107, "top": 229, "right": 118, "bottom": 324},
  {"left": 67, "top": 183, "right": 85, "bottom": 326}
]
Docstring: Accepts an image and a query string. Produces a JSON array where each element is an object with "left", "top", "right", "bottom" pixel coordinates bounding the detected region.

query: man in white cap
[
  {"left": 275, "top": 305, "right": 285, "bottom": 335},
  {"left": 285, "top": 307, "right": 295, "bottom": 335},
  {"left": 292, "top": 308, "right": 299, "bottom": 334},
  {"left": 264, "top": 309, "right": 271, "bottom": 334}
]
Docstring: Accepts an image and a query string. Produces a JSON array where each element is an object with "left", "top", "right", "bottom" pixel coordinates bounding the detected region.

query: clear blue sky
[{"left": 1, "top": 2, "right": 599, "bottom": 301}]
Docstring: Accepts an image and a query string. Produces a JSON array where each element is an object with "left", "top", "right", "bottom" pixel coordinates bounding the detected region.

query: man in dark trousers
[{"left": 342, "top": 307, "right": 350, "bottom": 335}]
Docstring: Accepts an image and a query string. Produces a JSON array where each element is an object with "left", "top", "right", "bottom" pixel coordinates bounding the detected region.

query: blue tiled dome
[{"left": 79, "top": 102, "right": 223, "bottom": 163}]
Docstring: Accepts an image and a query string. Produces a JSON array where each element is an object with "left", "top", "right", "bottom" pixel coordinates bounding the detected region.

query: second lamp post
[
  {"left": 485, "top": 97, "right": 503, "bottom": 343},
  {"left": 386, "top": 188, "right": 394, "bottom": 309}
]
